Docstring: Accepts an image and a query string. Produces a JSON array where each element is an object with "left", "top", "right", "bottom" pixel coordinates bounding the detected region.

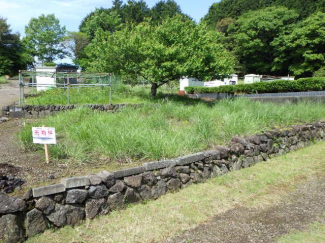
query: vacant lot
[{"left": 20, "top": 98, "right": 325, "bottom": 162}]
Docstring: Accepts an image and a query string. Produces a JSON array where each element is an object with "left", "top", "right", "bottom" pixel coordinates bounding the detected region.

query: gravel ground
[
  {"left": 0, "top": 80, "right": 21, "bottom": 107},
  {"left": 165, "top": 174, "right": 325, "bottom": 243}
]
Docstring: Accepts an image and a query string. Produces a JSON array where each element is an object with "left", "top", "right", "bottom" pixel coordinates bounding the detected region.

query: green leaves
[
  {"left": 0, "top": 16, "right": 30, "bottom": 75},
  {"left": 273, "top": 12, "right": 325, "bottom": 77},
  {"left": 227, "top": 6, "right": 299, "bottom": 74},
  {"left": 84, "top": 15, "right": 235, "bottom": 96},
  {"left": 24, "top": 14, "right": 66, "bottom": 64},
  {"left": 185, "top": 78, "right": 325, "bottom": 94}
]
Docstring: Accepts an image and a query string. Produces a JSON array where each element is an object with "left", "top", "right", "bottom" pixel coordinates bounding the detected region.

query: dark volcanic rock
[
  {"left": 124, "top": 175, "right": 143, "bottom": 188},
  {"left": 107, "top": 192, "right": 124, "bottom": 211},
  {"left": 167, "top": 178, "right": 181, "bottom": 192},
  {"left": 25, "top": 209, "right": 48, "bottom": 237},
  {"left": 124, "top": 187, "right": 141, "bottom": 203},
  {"left": 47, "top": 204, "right": 85, "bottom": 227},
  {"left": 66, "top": 189, "right": 88, "bottom": 204},
  {"left": 109, "top": 180, "right": 125, "bottom": 193},
  {"left": 0, "top": 192, "right": 26, "bottom": 214},
  {"left": 0, "top": 214, "right": 25, "bottom": 243},
  {"left": 35, "top": 196, "right": 55, "bottom": 215},
  {"left": 88, "top": 185, "right": 109, "bottom": 199}
]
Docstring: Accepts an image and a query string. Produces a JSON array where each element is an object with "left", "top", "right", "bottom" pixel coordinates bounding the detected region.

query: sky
[{"left": 0, "top": 0, "right": 218, "bottom": 36}]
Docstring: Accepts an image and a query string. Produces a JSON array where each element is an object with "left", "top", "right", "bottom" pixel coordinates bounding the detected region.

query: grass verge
[
  {"left": 0, "top": 75, "right": 8, "bottom": 84},
  {"left": 27, "top": 141, "right": 325, "bottom": 243},
  {"left": 20, "top": 98, "right": 325, "bottom": 162},
  {"left": 278, "top": 222, "right": 325, "bottom": 243}
]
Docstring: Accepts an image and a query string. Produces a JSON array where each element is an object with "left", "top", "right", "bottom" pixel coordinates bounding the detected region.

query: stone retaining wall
[
  {"left": 1, "top": 104, "right": 140, "bottom": 118},
  {"left": 1, "top": 121, "right": 325, "bottom": 242}
]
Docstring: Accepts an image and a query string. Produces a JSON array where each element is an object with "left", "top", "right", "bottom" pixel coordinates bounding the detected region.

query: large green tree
[
  {"left": 85, "top": 15, "right": 235, "bottom": 96},
  {"left": 79, "top": 8, "right": 122, "bottom": 39},
  {"left": 0, "top": 17, "right": 31, "bottom": 75},
  {"left": 150, "top": 0, "right": 189, "bottom": 23},
  {"left": 203, "top": 0, "right": 324, "bottom": 28},
  {"left": 273, "top": 12, "right": 325, "bottom": 77},
  {"left": 63, "top": 32, "right": 89, "bottom": 67},
  {"left": 24, "top": 14, "right": 67, "bottom": 64},
  {"left": 227, "top": 6, "right": 299, "bottom": 74}
]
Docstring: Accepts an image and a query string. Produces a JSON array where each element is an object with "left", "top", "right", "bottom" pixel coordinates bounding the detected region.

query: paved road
[{"left": 0, "top": 80, "right": 20, "bottom": 107}]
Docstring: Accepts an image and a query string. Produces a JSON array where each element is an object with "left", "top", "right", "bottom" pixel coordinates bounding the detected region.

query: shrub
[{"left": 185, "top": 78, "right": 325, "bottom": 94}]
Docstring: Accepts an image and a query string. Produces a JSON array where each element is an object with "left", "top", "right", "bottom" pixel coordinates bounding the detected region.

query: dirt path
[
  {"left": 0, "top": 80, "right": 20, "bottom": 107},
  {"left": 166, "top": 174, "right": 325, "bottom": 243}
]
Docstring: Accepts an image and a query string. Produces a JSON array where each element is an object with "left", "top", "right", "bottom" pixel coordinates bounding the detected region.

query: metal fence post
[
  {"left": 67, "top": 74, "right": 70, "bottom": 105},
  {"left": 19, "top": 71, "right": 22, "bottom": 106}
]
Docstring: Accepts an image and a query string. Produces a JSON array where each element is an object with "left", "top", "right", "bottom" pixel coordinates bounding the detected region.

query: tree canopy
[
  {"left": 227, "top": 6, "right": 299, "bottom": 74},
  {"left": 24, "top": 14, "right": 67, "bottom": 65},
  {"left": 273, "top": 12, "right": 325, "bottom": 77},
  {"left": 85, "top": 15, "right": 235, "bottom": 96},
  {"left": 203, "top": 0, "right": 324, "bottom": 29},
  {"left": 0, "top": 17, "right": 31, "bottom": 75}
]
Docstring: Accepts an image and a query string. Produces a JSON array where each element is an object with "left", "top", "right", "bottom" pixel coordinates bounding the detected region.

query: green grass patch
[
  {"left": 25, "top": 85, "right": 152, "bottom": 105},
  {"left": 19, "top": 98, "right": 325, "bottom": 162},
  {"left": 278, "top": 222, "right": 325, "bottom": 243},
  {"left": 0, "top": 75, "right": 8, "bottom": 84},
  {"left": 27, "top": 141, "right": 325, "bottom": 243},
  {"left": 25, "top": 83, "right": 180, "bottom": 105}
]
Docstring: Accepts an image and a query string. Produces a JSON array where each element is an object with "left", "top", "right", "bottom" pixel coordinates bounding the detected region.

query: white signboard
[{"left": 32, "top": 127, "right": 57, "bottom": 144}]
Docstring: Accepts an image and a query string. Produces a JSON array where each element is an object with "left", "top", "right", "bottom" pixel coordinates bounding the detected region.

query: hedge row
[{"left": 185, "top": 78, "right": 325, "bottom": 95}]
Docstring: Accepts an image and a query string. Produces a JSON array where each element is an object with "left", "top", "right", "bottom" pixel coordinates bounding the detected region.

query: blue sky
[{"left": 0, "top": 0, "right": 218, "bottom": 36}]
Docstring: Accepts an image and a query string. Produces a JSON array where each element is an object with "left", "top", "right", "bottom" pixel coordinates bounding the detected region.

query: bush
[
  {"left": 0, "top": 76, "right": 8, "bottom": 84},
  {"left": 185, "top": 78, "right": 325, "bottom": 94},
  {"left": 314, "top": 67, "right": 325, "bottom": 77}
]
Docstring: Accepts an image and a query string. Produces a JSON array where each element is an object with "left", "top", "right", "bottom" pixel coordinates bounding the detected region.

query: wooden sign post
[{"left": 32, "top": 126, "right": 57, "bottom": 164}]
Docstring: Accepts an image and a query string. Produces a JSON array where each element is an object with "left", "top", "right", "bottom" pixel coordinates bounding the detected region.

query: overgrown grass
[
  {"left": 278, "top": 222, "right": 325, "bottom": 243},
  {"left": 19, "top": 98, "right": 325, "bottom": 162},
  {"left": 27, "top": 141, "right": 325, "bottom": 243},
  {"left": 0, "top": 75, "right": 8, "bottom": 84},
  {"left": 25, "top": 83, "right": 179, "bottom": 105},
  {"left": 25, "top": 85, "right": 152, "bottom": 105}
]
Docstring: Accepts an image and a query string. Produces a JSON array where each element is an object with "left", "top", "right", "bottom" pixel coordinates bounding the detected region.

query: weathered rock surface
[
  {"left": 97, "top": 171, "right": 115, "bottom": 188},
  {"left": 124, "top": 187, "right": 141, "bottom": 203},
  {"left": 88, "top": 185, "right": 109, "bottom": 199},
  {"left": 109, "top": 180, "right": 125, "bottom": 193},
  {"left": 85, "top": 198, "right": 109, "bottom": 219},
  {"left": 167, "top": 178, "right": 181, "bottom": 192},
  {"left": 25, "top": 209, "right": 48, "bottom": 237},
  {"left": 124, "top": 175, "right": 142, "bottom": 188},
  {"left": 47, "top": 204, "right": 85, "bottom": 227},
  {"left": 35, "top": 196, "right": 55, "bottom": 215},
  {"left": 0, "top": 192, "right": 26, "bottom": 214},
  {"left": 0, "top": 214, "right": 24, "bottom": 243},
  {"left": 107, "top": 192, "right": 124, "bottom": 211},
  {"left": 66, "top": 189, "right": 88, "bottom": 204}
]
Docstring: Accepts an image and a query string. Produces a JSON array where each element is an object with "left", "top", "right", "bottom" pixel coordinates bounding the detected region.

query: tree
[
  {"left": 120, "top": 0, "right": 150, "bottom": 24},
  {"left": 273, "top": 12, "right": 325, "bottom": 77},
  {"left": 203, "top": 0, "right": 324, "bottom": 28},
  {"left": 24, "top": 14, "right": 66, "bottom": 64},
  {"left": 150, "top": 0, "right": 189, "bottom": 24},
  {"left": 227, "top": 6, "right": 299, "bottom": 74},
  {"left": 63, "top": 32, "right": 89, "bottom": 67},
  {"left": 0, "top": 17, "right": 31, "bottom": 75},
  {"left": 85, "top": 15, "right": 235, "bottom": 96},
  {"left": 79, "top": 8, "right": 122, "bottom": 39}
]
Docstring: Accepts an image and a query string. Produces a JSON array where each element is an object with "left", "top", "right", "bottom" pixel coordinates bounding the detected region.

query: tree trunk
[{"left": 151, "top": 83, "right": 158, "bottom": 97}]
